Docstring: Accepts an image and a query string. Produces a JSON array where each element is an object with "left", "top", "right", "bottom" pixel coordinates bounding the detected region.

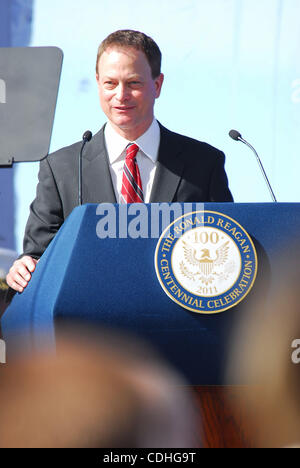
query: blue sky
[{"left": 14, "top": 0, "right": 300, "bottom": 252}]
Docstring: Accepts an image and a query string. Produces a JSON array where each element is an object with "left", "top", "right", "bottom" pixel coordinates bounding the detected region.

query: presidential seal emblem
[{"left": 155, "top": 211, "right": 258, "bottom": 314}]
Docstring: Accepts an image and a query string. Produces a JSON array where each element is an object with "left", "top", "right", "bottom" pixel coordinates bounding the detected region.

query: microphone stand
[
  {"left": 239, "top": 136, "right": 277, "bottom": 203},
  {"left": 229, "top": 130, "right": 277, "bottom": 202},
  {"left": 78, "top": 131, "right": 92, "bottom": 206}
]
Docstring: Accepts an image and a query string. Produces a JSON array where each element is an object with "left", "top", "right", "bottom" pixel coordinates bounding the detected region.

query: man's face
[{"left": 96, "top": 46, "right": 164, "bottom": 139}]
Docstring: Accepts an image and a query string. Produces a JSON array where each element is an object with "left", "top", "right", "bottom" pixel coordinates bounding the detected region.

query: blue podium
[{"left": 2, "top": 203, "right": 300, "bottom": 384}]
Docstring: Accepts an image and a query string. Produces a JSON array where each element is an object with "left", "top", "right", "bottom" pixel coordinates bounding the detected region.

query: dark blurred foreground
[{"left": 0, "top": 325, "right": 197, "bottom": 448}]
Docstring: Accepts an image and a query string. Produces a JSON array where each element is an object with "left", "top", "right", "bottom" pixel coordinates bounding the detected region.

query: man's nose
[{"left": 115, "top": 83, "right": 129, "bottom": 102}]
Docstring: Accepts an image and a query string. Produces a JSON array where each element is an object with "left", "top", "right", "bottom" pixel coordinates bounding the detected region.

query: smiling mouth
[{"left": 114, "top": 106, "right": 135, "bottom": 111}]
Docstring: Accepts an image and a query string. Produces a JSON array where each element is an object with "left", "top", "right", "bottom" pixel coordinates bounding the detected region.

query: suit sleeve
[
  {"left": 209, "top": 152, "right": 233, "bottom": 202},
  {"left": 22, "top": 157, "right": 64, "bottom": 259}
]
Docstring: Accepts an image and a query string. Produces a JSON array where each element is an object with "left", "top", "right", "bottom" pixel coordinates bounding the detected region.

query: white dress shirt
[{"left": 104, "top": 119, "right": 160, "bottom": 203}]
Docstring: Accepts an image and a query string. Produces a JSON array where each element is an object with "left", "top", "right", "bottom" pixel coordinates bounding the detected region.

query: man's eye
[{"left": 129, "top": 81, "right": 142, "bottom": 87}]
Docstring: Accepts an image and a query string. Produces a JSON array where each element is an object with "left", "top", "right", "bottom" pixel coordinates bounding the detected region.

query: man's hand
[{"left": 6, "top": 256, "right": 39, "bottom": 293}]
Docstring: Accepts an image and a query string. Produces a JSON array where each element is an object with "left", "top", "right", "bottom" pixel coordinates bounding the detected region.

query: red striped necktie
[{"left": 121, "top": 143, "right": 144, "bottom": 203}]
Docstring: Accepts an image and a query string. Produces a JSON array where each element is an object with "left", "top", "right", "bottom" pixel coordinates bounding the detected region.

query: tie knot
[{"left": 126, "top": 143, "right": 139, "bottom": 160}]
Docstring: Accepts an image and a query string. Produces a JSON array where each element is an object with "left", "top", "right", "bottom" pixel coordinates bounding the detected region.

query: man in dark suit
[{"left": 6, "top": 29, "right": 233, "bottom": 293}]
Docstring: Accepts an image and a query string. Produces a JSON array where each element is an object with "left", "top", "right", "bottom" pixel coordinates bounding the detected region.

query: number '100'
[{"left": 194, "top": 231, "right": 219, "bottom": 244}]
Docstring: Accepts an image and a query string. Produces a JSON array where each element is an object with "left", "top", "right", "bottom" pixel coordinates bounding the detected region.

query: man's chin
[
  {"left": 111, "top": 118, "right": 137, "bottom": 131},
  {"left": 108, "top": 116, "right": 152, "bottom": 139}
]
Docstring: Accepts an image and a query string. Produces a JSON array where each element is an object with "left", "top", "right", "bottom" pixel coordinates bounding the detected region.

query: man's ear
[{"left": 155, "top": 73, "right": 164, "bottom": 99}]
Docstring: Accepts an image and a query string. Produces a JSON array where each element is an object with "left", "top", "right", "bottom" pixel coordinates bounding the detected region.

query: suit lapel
[
  {"left": 80, "top": 123, "right": 185, "bottom": 204},
  {"left": 150, "top": 124, "right": 185, "bottom": 203},
  {"left": 82, "top": 126, "right": 117, "bottom": 204}
]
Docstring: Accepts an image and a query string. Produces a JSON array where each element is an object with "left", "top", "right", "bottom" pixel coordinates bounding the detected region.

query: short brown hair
[{"left": 96, "top": 30, "right": 162, "bottom": 79}]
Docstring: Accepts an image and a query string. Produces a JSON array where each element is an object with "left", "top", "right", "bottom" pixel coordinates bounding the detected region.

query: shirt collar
[{"left": 105, "top": 119, "right": 160, "bottom": 165}]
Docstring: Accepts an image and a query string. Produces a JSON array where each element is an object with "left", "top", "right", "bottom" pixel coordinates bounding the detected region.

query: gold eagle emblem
[{"left": 181, "top": 241, "right": 230, "bottom": 285}]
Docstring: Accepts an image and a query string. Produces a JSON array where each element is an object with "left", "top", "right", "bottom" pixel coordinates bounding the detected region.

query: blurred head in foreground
[
  {"left": 227, "top": 248, "right": 300, "bottom": 448},
  {"left": 0, "top": 326, "right": 196, "bottom": 448}
]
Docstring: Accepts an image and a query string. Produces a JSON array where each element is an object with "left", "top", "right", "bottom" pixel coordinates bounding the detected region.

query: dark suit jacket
[{"left": 23, "top": 123, "right": 233, "bottom": 258}]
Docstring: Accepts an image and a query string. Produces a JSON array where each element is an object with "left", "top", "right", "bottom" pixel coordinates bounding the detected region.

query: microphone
[
  {"left": 229, "top": 129, "right": 241, "bottom": 141},
  {"left": 229, "top": 129, "right": 277, "bottom": 202},
  {"left": 79, "top": 130, "right": 93, "bottom": 206},
  {"left": 82, "top": 130, "right": 92, "bottom": 143}
]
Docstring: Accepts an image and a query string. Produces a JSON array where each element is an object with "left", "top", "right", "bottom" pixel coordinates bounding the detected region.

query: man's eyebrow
[
  {"left": 127, "top": 75, "right": 144, "bottom": 80},
  {"left": 100, "top": 75, "right": 145, "bottom": 82}
]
